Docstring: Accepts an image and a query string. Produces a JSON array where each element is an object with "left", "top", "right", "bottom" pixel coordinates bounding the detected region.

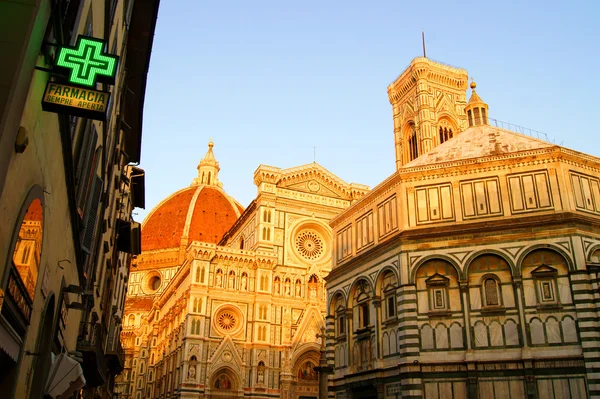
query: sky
[{"left": 136, "top": 0, "right": 600, "bottom": 222}]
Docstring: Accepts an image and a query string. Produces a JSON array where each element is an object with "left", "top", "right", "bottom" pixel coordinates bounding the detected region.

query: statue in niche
[
  {"left": 284, "top": 279, "right": 291, "bottom": 296},
  {"left": 228, "top": 273, "right": 235, "bottom": 289},
  {"left": 295, "top": 280, "right": 302, "bottom": 297},
  {"left": 241, "top": 273, "right": 248, "bottom": 291},
  {"left": 274, "top": 277, "right": 280, "bottom": 294},
  {"left": 257, "top": 361, "right": 265, "bottom": 384},
  {"left": 216, "top": 270, "right": 223, "bottom": 287},
  {"left": 188, "top": 365, "right": 196, "bottom": 379}
]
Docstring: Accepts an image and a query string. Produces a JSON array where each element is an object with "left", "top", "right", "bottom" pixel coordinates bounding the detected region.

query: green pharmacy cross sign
[{"left": 56, "top": 35, "right": 119, "bottom": 87}]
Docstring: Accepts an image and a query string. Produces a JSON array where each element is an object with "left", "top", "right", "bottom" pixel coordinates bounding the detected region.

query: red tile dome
[
  {"left": 141, "top": 140, "right": 244, "bottom": 252},
  {"left": 141, "top": 185, "right": 243, "bottom": 251}
]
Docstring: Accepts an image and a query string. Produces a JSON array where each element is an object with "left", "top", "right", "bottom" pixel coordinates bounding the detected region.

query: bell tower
[{"left": 387, "top": 57, "right": 470, "bottom": 169}]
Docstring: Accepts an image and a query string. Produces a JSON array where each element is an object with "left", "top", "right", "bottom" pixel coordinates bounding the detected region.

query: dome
[{"left": 141, "top": 141, "right": 244, "bottom": 252}]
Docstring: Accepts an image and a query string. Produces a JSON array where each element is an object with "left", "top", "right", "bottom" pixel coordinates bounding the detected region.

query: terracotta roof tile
[
  {"left": 189, "top": 187, "right": 239, "bottom": 244},
  {"left": 141, "top": 187, "right": 196, "bottom": 251},
  {"left": 141, "top": 186, "right": 243, "bottom": 251}
]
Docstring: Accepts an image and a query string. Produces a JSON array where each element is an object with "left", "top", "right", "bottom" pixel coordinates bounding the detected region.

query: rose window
[
  {"left": 295, "top": 231, "right": 324, "bottom": 260},
  {"left": 217, "top": 311, "right": 236, "bottom": 331},
  {"left": 214, "top": 306, "right": 243, "bottom": 335}
]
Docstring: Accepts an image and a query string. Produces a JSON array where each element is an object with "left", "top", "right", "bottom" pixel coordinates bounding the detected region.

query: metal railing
[{"left": 488, "top": 117, "right": 558, "bottom": 144}]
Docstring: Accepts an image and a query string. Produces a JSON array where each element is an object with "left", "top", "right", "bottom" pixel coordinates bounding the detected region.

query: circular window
[
  {"left": 295, "top": 230, "right": 325, "bottom": 260},
  {"left": 149, "top": 276, "right": 161, "bottom": 291},
  {"left": 217, "top": 311, "right": 237, "bottom": 331},
  {"left": 214, "top": 306, "right": 243, "bottom": 335},
  {"left": 142, "top": 271, "right": 162, "bottom": 294}
]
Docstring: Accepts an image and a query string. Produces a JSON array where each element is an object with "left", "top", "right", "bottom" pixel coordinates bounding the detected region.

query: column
[{"left": 571, "top": 268, "right": 600, "bottom": 397}]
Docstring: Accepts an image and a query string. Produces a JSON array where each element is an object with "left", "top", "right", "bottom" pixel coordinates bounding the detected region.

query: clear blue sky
[{"left": 136, "top": 0, "right": 600, "bottom": 221}]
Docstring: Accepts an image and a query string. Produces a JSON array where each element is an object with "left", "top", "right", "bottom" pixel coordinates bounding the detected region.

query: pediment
[
  {"left": 276, "top": 164, "right": 354, "bottom": 200},
  {"left": 425, "top": 273, "right": 450, "bottom": 286},
  {"left": 292, "top": 306, "right": 324, "bottom": 351},
  {"left": 207, "top": 336, "right": 244, "bottom": 374},
  {"left": 531, "top": 264, "right": 558, "bottom": 276}
]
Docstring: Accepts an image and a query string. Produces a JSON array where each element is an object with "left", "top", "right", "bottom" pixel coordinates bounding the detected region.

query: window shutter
[{"left": 82, "top": 176, "right": 103, "bottom": 253}]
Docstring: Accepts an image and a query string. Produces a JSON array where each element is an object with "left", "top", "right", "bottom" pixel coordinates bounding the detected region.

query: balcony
[
  {"left": 77, "top": 322, "right": 108, "bottom": 386},
  {"left": 106, "top": 327, "right": 125, "bottom": 374}
]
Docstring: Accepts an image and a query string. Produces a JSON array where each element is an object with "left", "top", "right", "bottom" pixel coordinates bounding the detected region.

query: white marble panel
[
  {"left": 553, "top": 379, "right": 571, "bottom": 399},
  {"left": 439, "top": 382, "right": 453, "bottom": 398},
  {"left": 382, "top": 332, "right": 390, "bottom": 356},
  {"left": 424, "top": 382, "right": 438, "bottom": 399},
  {"left": 421, "top": 325, "right": 434, "bottom": 349},
  {"left": 449, "top": 289, "right": 462, "bottom": 311},
  {"left": 546, "top": 318, "right": 561, "bottom": 344},
  {"left": 493, "top": 381, "right": 510, "bottom": 398},
  {"left": 417, "top": 291, "right": 429, "bottom": 313},
  {"left": 561, "top": 317, "right": 578, "bottom": 343},
  {"left": 469, "top": 287, "right": 481, "bottom": 310},
  {"left": 536, "top": 379, "right": 553, "bottom": 398},
  {"left": 529, "top": 319, "right": 545, "bottom": 345},
  {"left": 453, "top": 381, "right": 467, "bottom": 399},
  {"left": 489, "top": 321, "right": 503, "bottom": 346},
  {"left": 501, "top": 286, "right": 515, "bottom": 308},
  {"left": 474, "top": 322, "right": 489, "bottom": 347},
  {"left": 435, "top": 324, "right": 449, "bottom": 349},
  {"left": 504, "top": 320, "right": 519, "bottom": 346},
  {"left": 450, "top": 323, "right": 464, "bottom": 349},
  {"left": 510, "top": 380, "right": 526, "bottom": 397},
  {"left": 479, "top": 381, "right": 494, "bottom": 399},
  {"left": 523, "top": 280, "right": 536, "bottom": 307},
  {"left": 570, "top": 378, "right": 587, "bottom": 398},
  {"left": 557, "top": 277, "right": 572, "bottom": 304}
]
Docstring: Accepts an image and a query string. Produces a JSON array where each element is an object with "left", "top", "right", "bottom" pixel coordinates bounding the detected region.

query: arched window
[
  {"left": 439, "top": 126, "right": 453, "bottom": 144},
  {"left": 201, "top": 267, "right": 205, "bottom": 282},
  {"left": 11, "top": 198, "right": 43, "bottom": 304},
  {"left": 484, "top": 278, "right": 500, "bottom": 306},
  {"left": 353, "top": 281, "right": 371, "bottom": 329},
  {"left": 195, "top": 266, "right": 200, "bottom": 283},
  {"left": 193, "top": 298, "right": 198, "bottom": 312},
  {"left": 407, "top": 124, "right": 418, "bottom": 161},
  {"left": 128, "top": 314, "right": 135, "bottom": 326},
  {"left": 240, "top": 237, "right": 245, "bottom": 249},
  {"left": 381, "top": 271, "right": 398, "bottom": 320}
]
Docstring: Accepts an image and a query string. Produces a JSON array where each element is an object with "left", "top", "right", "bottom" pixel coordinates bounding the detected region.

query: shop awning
[
  {"left": 0, "top": 322, "right": 20, "bottom": 362},
  {"left": 45, "top": 353, "right": 86, "bottom": 399}
]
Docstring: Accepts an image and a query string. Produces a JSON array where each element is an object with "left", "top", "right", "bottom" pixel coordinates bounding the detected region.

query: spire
[
  {"left": 465, "top": 80, "right": 489, "bottom": 127},
  {"left": 192, "top": 139, "right": 221, "bottom": 187}
]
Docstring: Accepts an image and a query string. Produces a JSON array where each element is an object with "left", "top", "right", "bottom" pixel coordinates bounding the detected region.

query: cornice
[
  {"left": 330, "top": 147, "right": 600, "bottom": 229},
  {"left": 330, "top": 212, "right": 600, "bottom": 279}
]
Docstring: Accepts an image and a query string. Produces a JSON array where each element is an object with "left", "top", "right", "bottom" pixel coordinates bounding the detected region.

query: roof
[
  {"left": 124, "top": 297, "right": 154, "bottom": 312},
  {"left": 141, "top": 185, "right": 243, "bottom": 251},
  {"left": 402, "top": 124, "right": 554, "bottom": 168}
]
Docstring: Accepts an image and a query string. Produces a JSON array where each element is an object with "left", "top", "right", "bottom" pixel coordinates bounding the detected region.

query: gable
[{"left": 276, "top": 164, "right": 354, "bottom": 200}]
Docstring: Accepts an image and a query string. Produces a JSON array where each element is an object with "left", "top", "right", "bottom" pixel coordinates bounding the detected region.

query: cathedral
[
  {"left": 116, "top": 141, "right": 369, "bottom": 398},
  {"left": 325, "top": 57, "right": 600, "bottom": 398},
  {"left": 118, "top": 56, "right": 600, "bottom": 399}
]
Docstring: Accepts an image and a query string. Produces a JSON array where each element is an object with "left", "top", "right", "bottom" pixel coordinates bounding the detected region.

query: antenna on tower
[
  {"left": 313, "top": 146, "right": 316, "bottom": 163},
  {"left": 422, "top": 31, "right": 427, "bottom": 58}
]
